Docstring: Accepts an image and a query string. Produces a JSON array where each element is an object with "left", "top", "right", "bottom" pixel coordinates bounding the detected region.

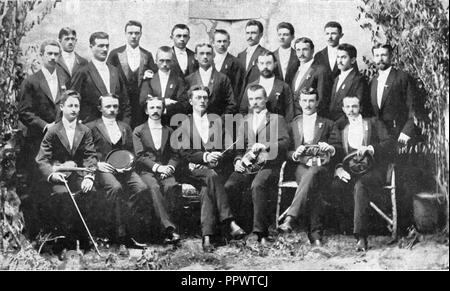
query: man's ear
[{"left": 351, "top": 57, "right": 356, "bottom": 65}]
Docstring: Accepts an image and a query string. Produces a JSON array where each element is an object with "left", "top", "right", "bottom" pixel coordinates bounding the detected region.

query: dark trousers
[
  {"left": 287, "top": 165, "right": 329, "bottom": 241},
  {"left": 331, "top": 167, "right": 385, "bottom": 238},
  {"left": 225, "top": 167, "right": 278, "bottom": 235},
  {"left": 180, "top": 168, "right": 234, "bottom": 236},
  {"left": 140, "top": 172, "right": 179, "bottom": 231}
]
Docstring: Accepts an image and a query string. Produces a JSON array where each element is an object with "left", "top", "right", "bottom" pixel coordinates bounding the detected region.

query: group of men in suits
[{"left": 19, "top": 18, "right": 420, "bottom": 253}]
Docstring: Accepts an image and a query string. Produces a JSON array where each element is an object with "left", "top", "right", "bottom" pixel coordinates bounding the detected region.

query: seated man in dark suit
[
  {"left": 133, "top": 96, "right": 181, "bottom": 244},
  {"left": 35, "top": 90, "right": 98, "bottom": 250},
  {"left": 173, "top": 85, "right": 245, "bottom": 252},
  {"left": 278, "top": 88, "right": 337, "bottom": 246},
  {"left": 225, "top": 84, "right": 290, "bottom": 245},
  {"left": 330, "top": 96, "right": 395, "bottom": 251},
  {"left": 86, "top": 93, "right": 148, "bottom": 244}
]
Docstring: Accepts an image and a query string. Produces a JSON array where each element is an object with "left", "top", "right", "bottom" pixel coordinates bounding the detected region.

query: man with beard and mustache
[
  {"left": 185, "top": 43, "right": 237, "bottom": 116},
  {"left": 57, "top": 27, "right": 88, "bottom": 86},
  {"left": 239, "top": 51, "right": 294, "bottom": 122},
  {"left": 273, "top": 22, "right": 300, "bottom": 87},
  {"left": 71, "top": 32, "right": 131, "bottom": 125},
  {"left": 107, "top": 20, "right": 158, "bottom": 128}
]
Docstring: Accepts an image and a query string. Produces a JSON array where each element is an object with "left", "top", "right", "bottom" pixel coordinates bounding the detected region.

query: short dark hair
[
  {"left": 124, "top": 20, "right": 142, "bottom": 32},
  {"left": 98, "top": 93, "right": 120, "bottom": 108},
  {"left": 371, "top": 43, "right": 393, "bottom": 54},
  {"left": 342, "top": 95, "right": 361, "bottom": 104},
  {"left": 213, "top": 29, "right": 230, "bottom": 41},
  {"left": 324, "top": 21, "right": 342, "bottom": 34},
  {"left": 156, "top": 46, "right": 173, "bottom": 59},
  {"left": 194, "top": 43, "right": 213, "bottom": 54},
  {"left": 257, "top": 50, "right": 277, "bottom": 63},
  {"left": 247, "top": 84, "right": 267, "bottom": 99},
  {"left": 60, "top": 90, "right": 81, "bottom": 105},
  {"left": 246, "top": 20, "right": 264, "bottom": 34},
  {"left": 299, "top": 87, "right": 319, "bottom": 100},
  {"left": 145, "top": 95, "right": 166, "bottom": 112},
  {"left": 58, "top": 27, "right": 77, "bottom": 40},
  {"left": 337, "top": 43, "right": 357, "bottom": 59},
  {"left": 40, "top": 39, "right": 61, "bottom": 55},
  {"left": 89, "top": 31, "right": 109, "bottom": 46},
  {"left": 171, "top": 24, "right": 190, "bottom": 35},
  {"left": 294, "top": 37, "right": 314, "bottom": 51},
  {"left": 188, "top": 85, "right": 210, "bottom": 100},
  {"left": 276, "top": 22, "right": 294, "bottom": 36}
]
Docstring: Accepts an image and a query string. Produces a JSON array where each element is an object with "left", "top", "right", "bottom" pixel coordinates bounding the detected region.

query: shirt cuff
[
  {"left": 152, "top": 163, "right": 161, "bottom": 173},
  {"left": 367, "top": 145, "right": 375, "bottom": 156},
  {"left": 292, "top": 152, "right": 299, "bottom": 162},
  {"left": 203, "top": 152, "right": 209, "bottom": 163},
  {"left": 329, "top": 145, "right": 336, "bottom": 157},
  {"left": 167, "top": 165, "right": 175, "bottom": 172}
]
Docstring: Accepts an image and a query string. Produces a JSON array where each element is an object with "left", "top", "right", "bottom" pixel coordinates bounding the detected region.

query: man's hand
[
  {"left": 251, "top": 143, "right": 267, "bottom": 153},
  {"left": 97, "top": 162, "right": 116, "bottom": 173},
  {"left": 81, "top": 178, "right": 94, "bottom": 193},
  {"left": 143, "top": 70, "right": 154, "bottom": 80},
  {"left": 293, "top": 145, "right": 306, "bottom": 160},
  {"left": 234, "top": 159, "right": 245, "bottom": 173},
  {"left": 206, "top": 151, "right": 222, "bottom": 164},
  {"left": 49, "top": 172, "right": 67, "bottom": 183},
  {"left": 398, "top": 133, "right": 411, "bottom": 145},
  {"left": 157, "top": 165, "right": 174, "bottom": 176},
  {"left": 318, "top": 142, "right": 333, "bottom": 152},
  {"left": 356, "top": 146, "right": 374, "bottom": 157},
  {"left": 335, "top": 167, "right": 351, "bottom": 183},
  {"left": 165, "top": 99, "right": 177, "bottom": 105}
]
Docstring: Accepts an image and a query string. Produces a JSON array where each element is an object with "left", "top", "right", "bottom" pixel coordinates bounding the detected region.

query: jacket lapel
[
  {"left": 56, "top": 123, "right": 72, "bottom": 154},
  {"left": 109, "top": 64, "right": 117, "bottom": 93},
  {"left": 380, "top": 69, "right": 395, "bottom": 109},
  {"left": 297, "top": 65, "right": 315, "bottom": 93},
  {"left": 370, "top": 76, "right": 379, "bottom": 113},
  {"left": 257, "top": 112, "right": 271, "bottom": 137},
  {"left": 362, "top": 119, "right": 371, "bottom": 146},
  {"left": 342, "top": 123, "right": 349, "bottom": 155},
  {"left": 208, "top": 69, "right": 217, "bottom": 94},
  {"left": 269, "top": 79, "right": 282, "bottom": 103},
  {"left": 138, "top": 48, "right": 148, "bottom": 86},
  {"left": 71, "top": 124, "right": 84, "bottom": 155},
  {"left": 296, "top": 116, "right": 304, "bottom": 145},
  {"left": 88, "top": 62, "right": 108, "bottom": 94},
  {"left": 143, "top": 122, "right": 157, "bottom": 151},
  {"left": 247, "top": 45, "right": 262, "bottom": 73},
  {"left": 118, "top": 49, "right": 131, "bottom": 81},
  {"left": 164, "top": 71, "right": 176, "bottom": 99},
  {"left": 37, "top": 70, "right": 56, "bottom": 104},
  {"left": 312, "top": 116, "right": 324, "bottom": 144},
  {"left": 57, "top": 57, "right": 71, "bottom": 76},
  {"left": 160, "top": 126, "right": 169, "bottom": 154},
  {"left": 96, "top": 119, "right": 113, "bottom": 145},
  {"left": 274, "top": 49, "right": 283, "bottom": 79},
  {"left": 221, "top": 53, "right": 232, "bottom": 72}
]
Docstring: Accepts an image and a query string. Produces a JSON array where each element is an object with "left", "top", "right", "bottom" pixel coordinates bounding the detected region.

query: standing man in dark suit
[
  {"left": 71, "top": 32, "right": 131, "bottom": 125},
  {"left": 107, "top": 20, "right": 158, "bottom": 128},
  {"left": 273, "top": 22, "right": 299, "bottom": 87},
  {"left": 292, "top": 37, "right": 332, "bottom": 117},
  {"left": 330, "top": 96, "right": 394, "bottom": 251},
  {"left": 328, "top": 44, "right": 369, "bottom": 121},
  {"left": 133, "top": 96, "right": 181, "bottom": 244},
  {"left": 140, "top": 46, "right": 188, "bottom": 125},
  {"left": 237, "top": 20, "right": 268, "bottom": 96},
  {"left": 170, "top": 24, "right": 199, "bottom": 78},
  {"left": 239, "top": 51, "right": 294, "bottom": 122},
  {"left": 225, "top": 85, "right": 290, "bottom": 245},
  {"left": 185, "top": 43, "right": 237, "bottom": 116},
  {"left": 86, "top": 94, "right": 148, "bottom": 244},
  {"left": 212, "top": 29, "right": 244, "bottom": 99},
  {"left": 57, "top": 27, "right": 88, "bottom": 86},
  {"left": 313, "top": 21, "right": 344, "bottom": 81}
]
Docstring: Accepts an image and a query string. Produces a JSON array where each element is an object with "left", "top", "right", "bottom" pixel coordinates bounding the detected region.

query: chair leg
[{"left": 390, "top": 166, "right": 398, "bottom": 240}]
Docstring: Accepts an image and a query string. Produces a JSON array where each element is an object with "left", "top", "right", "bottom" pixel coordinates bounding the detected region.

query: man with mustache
[
  {"left": 107, "top": 20, "right": 158, "bottom": 128},
  {"left": 273, "top": 22, "right": 300, "bottom": 87},
  {"left": 170, "top": 24, "right": 199, "bottom": 78},
  {"left": 239, "top": 51, "right": 294, "bottom": 122},
  {"left": 237, "top": 20, "right": 268, "bottom": 102},
  {"left": 133, "top": 96, "right": 181, "bottom": 244},
  {"left": 291, "top": 37, "right": 332, "bottom": 117},
  {"left": 57, "top": 27, "right": 87, "bottom": 86},
  {"left": 185, "top": 43, "right": 237, "bottom": 116},
  {"left": 71, "top": 32, "right": 131, "bottom": 125}
]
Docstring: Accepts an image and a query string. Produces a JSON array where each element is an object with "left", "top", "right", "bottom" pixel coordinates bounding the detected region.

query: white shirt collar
[
  {"left": 126, "top": 44, "right": 140, "bottom": 53},
  {"left": 62, "top": 51, "right": 75, "bottom": 60},
  {"left": 159, "top": 70, "right": 170, "bottom": 78},
  {"left": 193, "top": 111, "right": 208, "bottom": 122},
  {"left": 327, "top": 45, "right": 338, "bottom": 53},
  {"left": 339, "top": 67, "right": 353, "bottom": 79},
  {"left": 147, "top": 118, "right": 163, "bottom": 129},
  {"left": 279, "top": 46, "right": 291, "bottom": 54},
  {"left": 199, "top": 66, "right": 213, "bottom": 75},
  {"left": 92, "top": 58, "right": 107, "bottom": 68},
  {"left": 102, "top": 116, "right": 117, "bottom": 126},
  {"left": 348, "top": 114, "right": 363, "bottom": 124},
  {"left": 247, "top": 44, "right": 258, "bottom": 54},
  {"left": 378, "top": 66, "right": 392, "bottom": 78},
  {"left": 62, "top": 117, "right": 77, "bottom": 129},
  {"left": 214, "top": 51, "right": 227, "bottom": 59},
  {"left": 303, "top": 112, "right": 317, "bottom": 121},
  {"left": 174, "top": 46, "right": 187, "bottom": 54},
  {"left": 299, "top": 58, "right": 314, "bottom": 71},
  {"left": 41, "top": 66, "right": 57, "bottom": 79},
  {"left": 260, "top": 75, "right": 275, "bottom": 84},
  {"left": 253, "top": 108, "right": 268, "bottom": 118}
]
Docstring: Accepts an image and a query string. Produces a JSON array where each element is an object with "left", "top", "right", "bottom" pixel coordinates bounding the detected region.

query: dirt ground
[{"left": 1, "top": 231, "right": 448, "bottom": 270}]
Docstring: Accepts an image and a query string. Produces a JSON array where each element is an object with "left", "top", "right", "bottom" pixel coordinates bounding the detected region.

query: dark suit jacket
[
  {"left": 369, "top": 67, "right": 417, "bottom": 138},
  {"left": 86, "top": 118, "right": 133, "bottom": 162},
  {"left": 56, "top": 52, "right": 88, "bottom": 86},
  {"left": 274, "top": 47, "right": 300, "bottom": 87},
  {"left": 18, "top": 68, "right": 70, "bottom": 139},
  {"left": 313, "top": 47, "right": 340, "bottom": 80},
  {"left": 237, "top": 45, "right": 268, "bottom": 94},
  {"left": 71, "top": 61, "right": 131, "bottom": 124},
  {"left": 171, "top": 47, "right": 199, "bottom": 78},
  {"left": 35, "top": 121, "right": 98, "bottom": 180},
  {"left": 185, "top": 68, "right": 237, "bottom": 115},
  {"left": 139, "top": 70, "right": 189, "bottom": 117},
  {"left": 234, "top": 112, "right": 290, "bottom": 166},
  {"left": 240, "top": 78, "right": 294, "bottom": 122},
  {"left": 328, "top": 69, "right": 368, "bottom": 121},
  {"left": 217, "top": 52, "right": 245, "bottom": 99},
  {"left": 132, "top": 122, "right": 179, "bottom": 173},
  {"left": 291, "top": 61, "right": 332, "bottom": 117}
]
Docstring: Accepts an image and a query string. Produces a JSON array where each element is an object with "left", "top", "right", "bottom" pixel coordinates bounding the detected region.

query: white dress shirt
[
  {"left": 278, "top": 47, "right": 291, "bottom": 79},
  {"left": 41, "top": 67, "right": 58, "bottom": 101},
  {"left": 327, "top": 46, "right": 338, "bottom": 70},
  {"left": 102, "top": 116, "right": 121, "bottom": 144},
  {"left": 376, "top": 66, "right": 392, "bottom": 108},
  {"left": 199, "top": 66, "right": 213, "bottom": 87},
  {"left": 148, "top": 119, "right": 163, "bottom": 150},
  {"left": 214, "top": 51, "right": 227, "bottom": 72},
  {"left": 348, "top": 114, "right": 364, "bottom": 150},
  {"left": 259, "top": 76, "right": 275, "bottom": 97},
  {"left": 92, "top": 59, "right": 111, "bottom": 93},
  {"left": 302, "top": 112, "right": 317, "bottom": 144},
  {"left": 193, "top": 112, "right": 210, "bottom": 144},
  {"left": 174, "top": 47, "right": 188, "bottom": 74},
  {"left": 336, "top": 68, "right": 353, "bottom": 91},
  {"left": 159, "top": 70, "right": 170, "bottom": 98},
  {"left": 61, "top": 51, "right": 76, "bottom": 74},
  {"left": 252, "top": 109, "right": 268, "bottom": 135},
  {"left": 126, "top": 44, "right": 141, "bottom": 72},
  {"left": 245, "top": 44, "right": 258, "bottom": 70},
  {"left": 294, "top": 58, "right": 314, "bottom": 91},
  {"left": 62, "top": 117, "right": 77, "bottom": 149}
]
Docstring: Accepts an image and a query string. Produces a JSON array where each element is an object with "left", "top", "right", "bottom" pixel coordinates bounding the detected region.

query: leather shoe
[
  {"left": 230, "top": 227, "right": 246, "bottom": 240},
  {"left": 202, "top": 236, "right": 215, "bottom": 253},
  {"left": 312, "top": 239, "right": 322, "bottom": 247},
  {"left": 278, "top": 216, "right": 293, "bottom": 233},
  {"left": 356, "top": 238, "right": 368, "bottom": 252},
  {"left": 164, "top": 230, "right": 181, "bottom": 245},
  {"left": 260, "top": 236, "right": 274, "bottom": 246}
]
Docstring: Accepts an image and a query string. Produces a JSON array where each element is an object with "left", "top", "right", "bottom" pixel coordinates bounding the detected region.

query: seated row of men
[{"left": 34, "top": 82, "right": 394, "bottom": 253}]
